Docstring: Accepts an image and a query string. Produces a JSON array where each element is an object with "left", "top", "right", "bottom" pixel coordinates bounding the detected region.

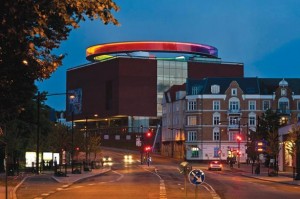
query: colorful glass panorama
[{"left": 86, "top": 41, "right": 218, "bottom": 61}]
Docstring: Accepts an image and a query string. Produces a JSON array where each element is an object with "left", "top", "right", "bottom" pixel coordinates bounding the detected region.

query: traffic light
[
  {"left": 146, "top": 131, "right": 152, "bottom": 138},
  {"left": 144, "top": 145, "right": 151, "bottom": 152},
  {"left": 75, "top": 147, "right": 80, "bottom": 151},
  {"left": 236, "top": 135, "right": 242, "bottom": 142}
]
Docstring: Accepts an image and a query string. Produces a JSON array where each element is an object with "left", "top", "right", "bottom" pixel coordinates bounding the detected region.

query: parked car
[{"left": 208, "top": 160, "right": 222, "bottom": 171}]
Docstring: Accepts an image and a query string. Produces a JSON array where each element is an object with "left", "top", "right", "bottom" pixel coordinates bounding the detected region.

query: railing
[
  {"left": 276, "top": 109, "right": 291, "bottom": 115},
  {"left": 227, "top": 109, "right": 241, "bottom": 114}
]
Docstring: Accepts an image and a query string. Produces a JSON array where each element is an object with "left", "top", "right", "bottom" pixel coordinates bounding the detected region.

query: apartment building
[{"left": 162, "top": 77, "right": 300, "bottom": 162}]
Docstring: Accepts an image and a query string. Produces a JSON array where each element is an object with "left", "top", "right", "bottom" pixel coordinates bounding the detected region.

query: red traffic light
[
  {"left": 236, "top": 135, "right": 242, "bottom": 141},
  {"left": 75, "top": 147, "right": 80, "bottom": 151},
  {"left": 146, "top": 131, "right": 152, "bottom": 138},
  {"left": 144, "top": 146, "right": 151, "bottom": 152}
]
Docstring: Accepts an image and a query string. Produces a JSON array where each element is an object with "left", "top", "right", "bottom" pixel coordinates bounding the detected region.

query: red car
[{"left": 208, "top": 161, "right": 222, "bottom": 171}]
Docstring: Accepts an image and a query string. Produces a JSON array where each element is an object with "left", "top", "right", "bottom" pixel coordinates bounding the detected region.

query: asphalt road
[{"left": 16, "top": 149, "right": 300, "bottom": 199}]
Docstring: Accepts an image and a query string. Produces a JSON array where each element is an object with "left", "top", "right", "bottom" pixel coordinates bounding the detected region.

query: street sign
[
  {"left": 136, "top": 137, "right": 142, "bottom": 146},
  {"left": 188, "top": 169, "right": 205, "bottom": 185},
  {"left": 179, "top": 161, "right": 192, "bottom": 175}
]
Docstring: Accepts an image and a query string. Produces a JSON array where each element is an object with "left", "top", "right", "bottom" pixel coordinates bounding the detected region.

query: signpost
[
  {"left": 179, "top": 162, "right": 192, "bottom": 198},
  {"left": 188, "top": 169, "right": 205, "bottom": 199}
]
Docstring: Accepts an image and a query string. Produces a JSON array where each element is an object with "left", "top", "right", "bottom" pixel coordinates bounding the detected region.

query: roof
[{"left": 186, "top": 77, "right": 300, "bottom": 95}]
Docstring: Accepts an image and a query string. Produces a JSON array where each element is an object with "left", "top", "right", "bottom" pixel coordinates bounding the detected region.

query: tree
[
  {"left": 89, "top": 134, "right": 102, "bottom": 161},
  {"left": 288, "top": 123, "right": 300, "bottom": 180},
  {"left": 259, "top": 109, "right": 281, "bottom": 174},
  {"left": 0, "top": 0, "right": 120, "bottom": 121}
]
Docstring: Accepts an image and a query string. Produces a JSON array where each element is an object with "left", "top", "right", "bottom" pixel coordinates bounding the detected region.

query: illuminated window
[
  {"left": 187, "top": 116, "right": 197, "bottom": 126},
  {"left": 191, "top": 146, "right": 199, "bottom": 157}
]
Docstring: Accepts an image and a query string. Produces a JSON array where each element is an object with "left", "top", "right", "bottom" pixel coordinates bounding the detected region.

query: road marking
[
  {"left": 160, "top": 180, "right": 168, "bottom": 199},
  {"left": 41, "top": 193, "right": 49, "bottom": 196},
  {"left": 142, "top": 166, "right": 167, "bottom": 199},
  {"left": 202, "top": 182, "right": 221, "bottom": 199}
]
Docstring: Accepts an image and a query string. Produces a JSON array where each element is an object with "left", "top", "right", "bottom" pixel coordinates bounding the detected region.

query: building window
[
  {"left": 249, "top": 116, "right": 256, "bottom": 126},
  {"left": 297, "top": 100, "right": 300, "bottom": 110},
  {"left": 278, "top": 97, "right": 289, "bottom": 113},
  {"left": 192, "top": 86, "right": 200, "bottom": 95},
  {"left": 231, "top": 88, "right": 237, "bottom": 96},
  {"left": 187, "top": 116, "right": 197, "bottom": 126},
  {"left": 298, "top": 114, "right": 300, "bottom": 122},
  {"left": 211, "top": 85, "right": 220, "bottom": 94},
  {"left": 263, "top": 100, "right": 270, "bottom": 111},
  {"left": 191, "top": 146, "right": 199, "bottom": 157},
  {"left": 188, "top": 131, "right": 197, "bottom": 141},
  {"left": 229, "top": 98, "right": 240, "bottom": 112},
  {"left": 249, "top": 101, "right": 256, "bottom": 111},
  {"left": 229, "top": 117, "right": 239, "bottom": 126},
  {"left": 281, "top": 88, "right": 287, "bottom": 96},
  {"left": 213, "top": 114, "right": 220, "bottom": 125},
  {"left": 213, "top": 128, "right": 220, "bottom": 141},
  {"left": 187, "top": 100, "right": 197, "bottom": 111},
  {"left": 229, "top": 132, "right": 238, "bottom": 141},
  {"left": 213, "top": 100, "right": 220, "bottom": 110}
]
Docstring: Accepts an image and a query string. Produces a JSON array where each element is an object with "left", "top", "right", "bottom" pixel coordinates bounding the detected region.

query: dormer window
[
  {"left": 211, "top": 85, "right": 220, "bottom": 94},
  {"left": 231, "top": 88, "right": 237, "bottom": 96}
]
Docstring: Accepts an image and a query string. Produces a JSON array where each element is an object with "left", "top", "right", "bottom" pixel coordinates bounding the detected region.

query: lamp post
[
  {"left": 71, "top": 111, "right": 74, "bottom": 173},
  {"left": 36, "top": 91, "right": 41, "bottom": 174}
]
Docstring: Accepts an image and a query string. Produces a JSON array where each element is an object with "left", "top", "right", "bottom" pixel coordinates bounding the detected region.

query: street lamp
[{"left": 35, "top": 91, "right": 75, "bottom": 174}]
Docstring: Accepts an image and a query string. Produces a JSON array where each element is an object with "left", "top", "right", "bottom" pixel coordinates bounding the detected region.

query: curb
[{"left": 51, "top": 168, "right": 111, "bottom": 184}]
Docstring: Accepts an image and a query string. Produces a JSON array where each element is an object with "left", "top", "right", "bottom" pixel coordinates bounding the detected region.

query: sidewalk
[
  {"left": 51, "top": 167, "right": 110, "bottom": 184},
  {"left": 224, "top": 163, "right": 300, "bottom": 186}
]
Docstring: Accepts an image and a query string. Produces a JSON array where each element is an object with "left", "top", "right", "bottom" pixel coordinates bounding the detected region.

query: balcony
[
  {"left": 227, "top": 109, "right": 242, "bottom": 115},
  {"left": 276, "top": 109, "right": 291, "bottom": 115}
]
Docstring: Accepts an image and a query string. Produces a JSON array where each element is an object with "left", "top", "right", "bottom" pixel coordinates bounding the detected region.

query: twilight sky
[{"left": 36, "top": 0, "right": 300, "bottom": 111}]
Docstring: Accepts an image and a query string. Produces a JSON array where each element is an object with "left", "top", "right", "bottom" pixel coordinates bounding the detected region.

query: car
[
  {"left": 208, "top": 160, "right": 222, "bottom": 171},
  {"left": 102, "top": 156, "right": 113, "bottom": 166},
  {"left": 124, "top": 154, "right": 133, "bottom": 163}
]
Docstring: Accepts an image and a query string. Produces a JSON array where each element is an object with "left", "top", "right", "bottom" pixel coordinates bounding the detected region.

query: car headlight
[{"left": 108, "top": 157, "right": 112, "bottom": 161}]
